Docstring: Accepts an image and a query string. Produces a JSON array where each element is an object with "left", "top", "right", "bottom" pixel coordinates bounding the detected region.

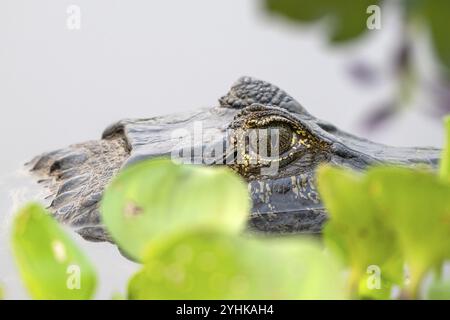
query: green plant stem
[{"left": 439, "top": 116, "right": 450, "bottom": 180}]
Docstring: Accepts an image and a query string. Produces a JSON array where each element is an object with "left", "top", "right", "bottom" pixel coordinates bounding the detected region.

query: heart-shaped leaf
[
  {"left": 12, "top": 204, "right": 97, "bottom": 300},
  {"left": 101, "top": 159, "right": 250, "bottom": 261}
]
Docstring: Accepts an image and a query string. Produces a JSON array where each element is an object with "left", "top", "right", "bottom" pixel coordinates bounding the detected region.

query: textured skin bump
[{"left": 219, "top": 76, "right": 308, "bottom": 114}]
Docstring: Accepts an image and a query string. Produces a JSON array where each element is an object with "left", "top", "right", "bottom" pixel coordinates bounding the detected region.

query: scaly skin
[{"left": 28, "top": 77, "right": 441, "bottom": 242}]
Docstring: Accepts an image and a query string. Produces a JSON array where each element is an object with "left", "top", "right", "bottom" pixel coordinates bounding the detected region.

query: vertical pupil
[
  {"left": 277, "top": 126, "right": 292, "bottom": 154},
  {"left": 254, "top": 125, "right": 292, "bottom": 155}
]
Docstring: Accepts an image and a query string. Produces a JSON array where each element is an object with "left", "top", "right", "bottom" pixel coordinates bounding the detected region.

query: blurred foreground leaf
[
  {"left": 265, "top": 0, "right": 381, "bottom": 42},
  {"left": 318, "top": 165, "right": 450, "bottom": 299},
  {"left": 265, "top": 0, "right": 450, "bottom": 71},
  {"left": 101, "top": 159, "right": 250, "bottom": 261},
  {"left": 318, "top": 117, "right": 450, "bottom": 299},
  {"left": 368, "top": 167, "right": 450, "bottom": 297},
  {"left": 128, "top": 231, "right": 346, "bottom": 299},
  {"left": 11, "top": 204, "right": 97, "bottom": 299},
  {"left": 317, "top": 166, "right": 403, "bottom": 299},
  {"left": 420, "top": 0, "right": 450, "bottom": 72},
  {"left": 426, "top": 278, "right": 450, "bottom": 300}
]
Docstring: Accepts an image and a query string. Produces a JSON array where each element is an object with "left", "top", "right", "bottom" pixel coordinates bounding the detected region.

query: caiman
[{"left": 28, "top": 77, "right": 441, "bottom": 243}]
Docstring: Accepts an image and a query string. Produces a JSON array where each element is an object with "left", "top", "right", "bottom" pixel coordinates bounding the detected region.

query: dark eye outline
[
  {"left": 229, "top": 116, "right": 308, "bottom": 170},
  {"left": 227, "top": 104, "right": 330, "bottom": 176},
  {"left": 247, "top": 122, "right": 299, "bottom": 159}
]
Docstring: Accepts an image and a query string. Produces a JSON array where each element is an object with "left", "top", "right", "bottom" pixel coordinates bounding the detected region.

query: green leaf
[
  {"left": 11, "top": 203, "right": 97, "bottom": 300},
  {"left": 101, "top": 159, "right": 250, "bottom": 261},
  {"left": 440, "top": 116, "right": 450, "bottom": 181},
  {"left": 357, "top": 272, "right": 396, "bottom": 300},
  {"left": 328, "top": 0, "right": 382, "bottom": 43},
  {"left": 265, "top": 0, "right": 450, "bottom": 70},
  {"left": 367, "top": 167, "right": 450, "bottom": 298},
  {"left": 317, "top": 165, "right": 403, "bottom": 299},
  {"left": 265, "top": 0, "right": 381, "bottom": 43},
  {"left": 421, "top": 1, "right": 450, "bottom": 72},
  {"left": 265, "top": 0, "right": 328, "bottom": 23},
  {"left": 426, "top": 278, "right": 450, "bottom": 300},
  {"left": 128, "top": 231, "right": 346, "bottom": 299}
]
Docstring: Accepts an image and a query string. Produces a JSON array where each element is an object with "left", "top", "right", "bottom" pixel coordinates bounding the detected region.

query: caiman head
[{"left": 29, "top": 77, "right": 441, "bottom": 242}]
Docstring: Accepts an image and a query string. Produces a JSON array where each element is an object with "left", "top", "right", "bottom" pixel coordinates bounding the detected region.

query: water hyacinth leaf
[
  {"left": 128, "top": 231, "right": 346, "bottom": 300},
  {"left": 265, "top": 0, "right": 381, "bottom": 42},
  {"left": 357, "top": 273, "right": 394, "bottom": 300},
  {"left": 426, "top": 280, "right": 450, "bottom": 300},
  {"left": 368, "top": 167, "right": 450, "bottom": 297},
  {"left": 317, "top": 165, "right": 403, "bottom": 297},
  {"left": 440, "top": 116, "right": 450, "bottom": 181},
  {"left": 101, "top": 159, "right": 250, "bottom": 261},
  {"left": 11, "top": 203, "right": 97, "bottom": 300}
]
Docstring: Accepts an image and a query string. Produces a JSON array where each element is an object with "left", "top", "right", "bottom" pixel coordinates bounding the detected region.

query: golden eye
[
  {"left": 248, "top": 123, "right": 296, "bottom": 157},
  {"left": 276, "top": 124, "right": 296, "bottom": 155}
]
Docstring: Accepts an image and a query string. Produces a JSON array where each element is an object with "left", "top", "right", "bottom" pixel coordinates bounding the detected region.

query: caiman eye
[
  {"left": 248, "top": 123, "right": 297, "bottom": 157},
  {"left": 228, "top": 104, "right": 331, "bottom": 178}
]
